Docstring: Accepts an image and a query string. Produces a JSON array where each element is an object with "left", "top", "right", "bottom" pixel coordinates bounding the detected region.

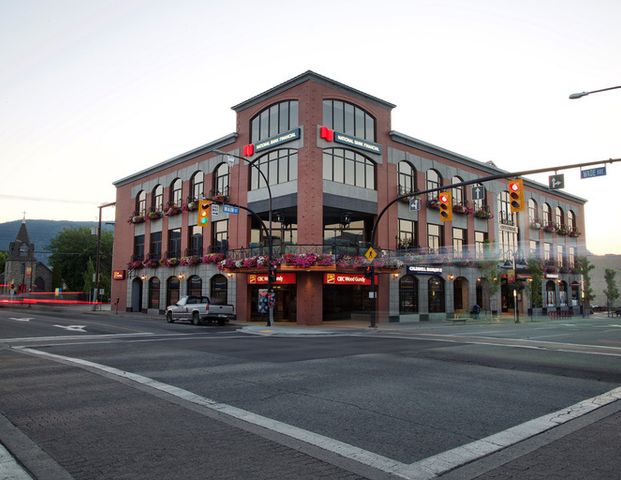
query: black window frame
[{"left": 322, "top": 99, "right": 376, "bottom": 142}]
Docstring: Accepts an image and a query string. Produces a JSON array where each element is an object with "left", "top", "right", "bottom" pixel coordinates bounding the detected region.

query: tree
[
  {"left": 83, "top": 258, "right": 95, "bottom": 301},
  {"left": 0, "top": 251, "right": 7, "bottom": 275},
  {"left": 575, "top": 256, "right": 595, "bottom": 307},
  {"left": 603, "top": 269, "right": 619, "bottom": 317},
  {"left": 526, "top": 257, "right": 543, "bottom": 309},
  {"left": 477, "top": 242, "right": 501, "bottom": 314},
  {"left": 48, "top": 227, "right": 113, "bottom": 295}
]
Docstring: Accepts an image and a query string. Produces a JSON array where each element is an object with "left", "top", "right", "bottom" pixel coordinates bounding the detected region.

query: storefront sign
[
  {"left": 248, "top": 273, "right": 296, "bottom": 284},
  {"left": 323, "top": 273, "right": 375, "bottom": 285},
  {"left": 545, "top": 273, "right": 559, "bottom": 279},
  {"left": 333, "top": 132, "right": 382, "bottom": 154},
  {"left": 254, "top": 128, "right": 301, "bottom": 153},
  {"left": 499, "top": 223, "right": 518, "bottom": 233},
  {"left": 406, "top": 266, "right": 442, "bottom": 274},
  {"left": 113, "top": 270, "right": 126, "bottom": 280}
]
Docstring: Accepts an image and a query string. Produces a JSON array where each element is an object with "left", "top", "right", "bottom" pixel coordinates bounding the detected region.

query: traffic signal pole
[{"left": 367, "top": 157, "right": 620, "bottom": 328}]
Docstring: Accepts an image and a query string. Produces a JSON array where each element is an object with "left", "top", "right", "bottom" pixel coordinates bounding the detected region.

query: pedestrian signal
[
  {"left": 508, "top": 179, "right": 524, "bottom": 213},
  {"left": 197, "top": 200, "right": 211, "bottom": 226},
  {"left": 438, "top": 191, "right": 452, "bottom": 222}
]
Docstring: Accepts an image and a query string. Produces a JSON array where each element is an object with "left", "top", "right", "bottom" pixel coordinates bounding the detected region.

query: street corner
[{"left": 237, "top": 325, "right": 343, "bottom": 337}]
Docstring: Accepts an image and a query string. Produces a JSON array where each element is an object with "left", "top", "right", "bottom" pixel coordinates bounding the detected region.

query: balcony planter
[
  {"left": 474, "top": 208, "right": 493, "bottom": 219},
  {"left": 569, "top": 229, "right": 581, "bottom": 238},
  {"left": 127, "top": 260, "right": 144, "bottom": 270},
  {"left": 543, "top": 224, "right": 557, "bottom": 233},
  {"left": 165, "top": 205, "right": 182, "bottom": 216},
  {"left": 203, "top": 253, "right": 226, "bottom": 264},
  {"left": 180, "top": 255, "right": 202, "bottom": 266},
  {"left": 148, "top": 210, "right": 163, "bottom": 220},
  {"left": 128, "top": 214, "right": 145, "bottom": 224},
  {"left": 556, "top": 225, "right": 570, "bottom": 236},
  {"left": 210, "top": 194, "right": 228, "bottom": 203},
  {"left": 161, "top": 257, "right": 179, "bottom": 267},
  {"left": 283, "top": 253, "right": 335, "bottom": 268},
  {"left": 452, "top": 204, "right": 469, "bottom": 214},
  {"left": 530, "top": 221, "right": 542, "bottom": 230},
  {"left": 427, "top": 198, "right": 440, "bottom": 210},
  {"left": 185, "top": 201, "right": 198, "bottom": 212},
  {"left": 143, "top": 259, "right": 159, "bottom": 269}
]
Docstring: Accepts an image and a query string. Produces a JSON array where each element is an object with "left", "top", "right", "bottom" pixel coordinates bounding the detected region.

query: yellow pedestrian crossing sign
[{"left": 364, "top": 246, "right": 377, "bottom": 262}]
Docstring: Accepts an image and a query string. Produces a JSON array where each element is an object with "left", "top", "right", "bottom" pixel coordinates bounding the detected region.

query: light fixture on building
[
  {"left": 226, "top": 272, "right": 233, "bottom": 279},
  {"left": 392, "top": 272, "right": 399, "bottom": 279},
  {"left": 448, "top": 274, "right": 455, "bottom": 281},
  {"left": 177, "top": 273, "right": 185, "bottom": 280},
  {"left": 140, "top": 274, "right": 147, "bottom": 280}
]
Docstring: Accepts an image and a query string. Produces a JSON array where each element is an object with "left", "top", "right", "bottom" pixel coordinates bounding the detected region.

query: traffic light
[
  {"left": 197, "top": 200, "right": 211, "bottom": 226},
  {"left": 438, "top": 191, "right": 452, "bottom": 222},
  {"left": 508, "top": 179, "right": 525, "bottom": 213},
  {"left": 364, "top": 265, "right": 374, "bottom": 279},
  {"left": 268, "top": 265, "right": 277, "bottom": 284}
]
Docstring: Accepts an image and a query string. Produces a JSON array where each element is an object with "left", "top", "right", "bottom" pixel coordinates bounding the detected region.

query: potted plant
[
  {"left": 530, "top": 221, "right": 542, "bottom": 230},
  {"left": 165, "top": 201, "right": 182, "bottom": 216},
  {"left": 474, "top": 207, "right": 493, "bottom": 219},
  {"left": 148, "top": 209, "right": 163, "bottom": 220}
]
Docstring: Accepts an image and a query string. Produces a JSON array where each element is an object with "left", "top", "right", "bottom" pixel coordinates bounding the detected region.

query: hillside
[{"left": 0, "top": 219, "right": 115, "bottom": 266}]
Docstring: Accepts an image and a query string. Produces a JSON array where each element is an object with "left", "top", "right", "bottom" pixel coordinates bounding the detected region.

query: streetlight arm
[{"left": 569, "top": 85, "right": 621, "bottom": 99}]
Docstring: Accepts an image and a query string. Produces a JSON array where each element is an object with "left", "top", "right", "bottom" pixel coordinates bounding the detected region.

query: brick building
[{"left": 111, "top": 71, "right": 587, "bottom": 323}]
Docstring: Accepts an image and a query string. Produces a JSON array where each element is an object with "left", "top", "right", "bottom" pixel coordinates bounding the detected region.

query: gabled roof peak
[{"left": 231, "top": 70, "right": 396, "bottom": 112}]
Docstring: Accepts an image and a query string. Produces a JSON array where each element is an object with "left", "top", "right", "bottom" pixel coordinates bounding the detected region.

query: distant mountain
[{"left": 0, "top": 219, "right": 115, "bottom": 266}]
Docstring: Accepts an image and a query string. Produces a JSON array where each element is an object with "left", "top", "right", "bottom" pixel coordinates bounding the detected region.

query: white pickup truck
[{"left": 165, "top": 295, "right": 235, "bottom": 326}]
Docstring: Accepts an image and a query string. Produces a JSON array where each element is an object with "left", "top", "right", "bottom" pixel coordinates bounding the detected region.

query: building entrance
[
  {"left": 250, "top": 285, "right": 296, "bottom": 322},
  {"left": 323, "top": 284, "right": 372, "bottom": 321}
]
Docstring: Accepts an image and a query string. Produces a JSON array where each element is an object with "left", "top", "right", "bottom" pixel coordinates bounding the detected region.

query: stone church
[{"left": 2, "top": 220, "right": 52, "bottom": 294}]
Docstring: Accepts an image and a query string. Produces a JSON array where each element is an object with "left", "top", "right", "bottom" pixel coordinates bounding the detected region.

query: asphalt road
[{"left": 1, "top": 307, "right": 620, "bottom": 479}]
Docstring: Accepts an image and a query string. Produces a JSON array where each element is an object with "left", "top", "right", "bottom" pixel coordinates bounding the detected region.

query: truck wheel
[
  {"left": 166, "top": 312, "right": 174, "bottom": 323},
  {"left": 217, "top": 318, "right": 226, "bottom": 326},
  {"left": 192, "top": 312, "right": 200, "bottom": 325}
]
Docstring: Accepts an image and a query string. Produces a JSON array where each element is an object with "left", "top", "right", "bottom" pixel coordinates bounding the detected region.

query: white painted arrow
[
  {"left": 9, "top": 317, "right": 33, "bottom": 322},
  {"left": 53, "top": 325, "right": 87, "bottom": 333}
]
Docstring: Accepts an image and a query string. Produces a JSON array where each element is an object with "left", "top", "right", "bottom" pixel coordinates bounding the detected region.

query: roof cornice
[
  {"left": 231, "top": 70, "right": 396, "bottom": 112},
  {"left": 113, "top": 133, "right": 238, "bottom": 186},
  {"left": 390, "top": 131, "right": 587, "bottom": 204}
]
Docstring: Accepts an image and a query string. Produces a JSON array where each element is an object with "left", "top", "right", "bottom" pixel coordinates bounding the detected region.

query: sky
[{"left": 1, "top": 0, "right": 620, "bottom": 255}]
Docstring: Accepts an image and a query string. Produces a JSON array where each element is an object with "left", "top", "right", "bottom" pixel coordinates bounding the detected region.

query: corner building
[{"left": 111, "top": 71, "right": 587, "bottom": 323}]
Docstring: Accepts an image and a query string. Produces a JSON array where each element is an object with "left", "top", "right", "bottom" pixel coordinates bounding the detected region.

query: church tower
[{"left": 4, "top": 219, "right": 52, "bottom": 293}]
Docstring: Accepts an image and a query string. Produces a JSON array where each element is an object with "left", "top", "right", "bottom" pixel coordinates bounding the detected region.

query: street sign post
[{"left": 223, "top": 204, "right": 240, "bottom": 214}]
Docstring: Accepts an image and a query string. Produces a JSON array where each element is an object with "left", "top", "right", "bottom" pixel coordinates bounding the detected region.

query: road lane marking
[
  {"left": 53, "top": 325, "right": 87, "bottom": 332},
  {"left": 8, "top": 317, "right": 33, "bottom": 322},
  {"left": 13, "top": 346, "right": 621, "bottom": 480},
  {"left": 0, "top": 333, "right": 157, "bottom": 344}
]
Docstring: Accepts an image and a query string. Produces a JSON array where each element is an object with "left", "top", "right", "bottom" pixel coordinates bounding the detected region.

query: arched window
[
  {"left": 152, "top": 185, "right": 164, "bottom": 212},
  {"left": 136, "top": 190, "right": 146, "bottom": 215},
  {"left": 251, "top": 100, "right": 299, "bottom": 144},
  {"left": 166, "top": 276, "right": 180, "bottom": 307},
  {"left": 323, "top": 99, "right": 375, "bottom": 141},
  {"left": 210, "top": 274, "right": 228, "bottom": 305},
  {"left": 251, "top": 149, "right": 298, "bottom": 190},
  {"left": 428, "top": 276, "right": 445, "bottom": 313},
  {"left": 451, "top": 176, "right": 464, "bottom": 206},
  {"left": 398, "top": 161, "right": 416, "bottom": 196},
  {"left": 426, "top": 169, "right": 441, "bottom": 202},
  {"left": 555, "top": 206, "right": 564, "bottom": 227},
  {"left": 498, "top": 191, "right": 514, "bottom": 225},
  {"left": 399, "top": 275, "right": 418, "bottom": 313},
  {"left": 543, "top": 203, "right": 552, "bottom": 227},
  {"left": 213, "top": 163, "right": 230, "bottom": 197},
  {"left": 528, "top": 198, "right": 538, "bottom": 223},
  {"left": 187, "top": 275, "right": 202, "bottom": 297},
  {"left": 568, "top": 210, "right": 576, "bottom": 232},
  {"left": 190, "top": 171, "right": 204, "bottom": 202},
  {"left": 170, "top": 178, "right": 182, "bottom": 207},
  {"left": 148, "top": 277, "right": 160, "bottom": 309},
  {"left": 322, "top": 148, "right": 375, "bottom": 189}
]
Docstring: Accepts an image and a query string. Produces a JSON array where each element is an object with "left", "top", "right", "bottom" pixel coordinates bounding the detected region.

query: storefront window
[
  {"left": 166, "top": 276, "right": 180, "bottom": 307},
  {"left": 399, "top": 275, "right": 418, "bottom": 313},
  {"left": 187, "top": 275, "right": 202, "bottom": 297},
  {"left": 210, "top": 274, "right": 228, "bottom": 305}
]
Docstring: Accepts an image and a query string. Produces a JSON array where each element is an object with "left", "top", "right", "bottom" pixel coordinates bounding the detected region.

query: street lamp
[
  {"left": 94, "top": 201, "right": 116, "bottom": 311},
  {"left": 212, "top": 149, "right": 275, "bottom": 326},
  {"left": 569, "top": 85, "right": 621, "bottom": 99}
]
